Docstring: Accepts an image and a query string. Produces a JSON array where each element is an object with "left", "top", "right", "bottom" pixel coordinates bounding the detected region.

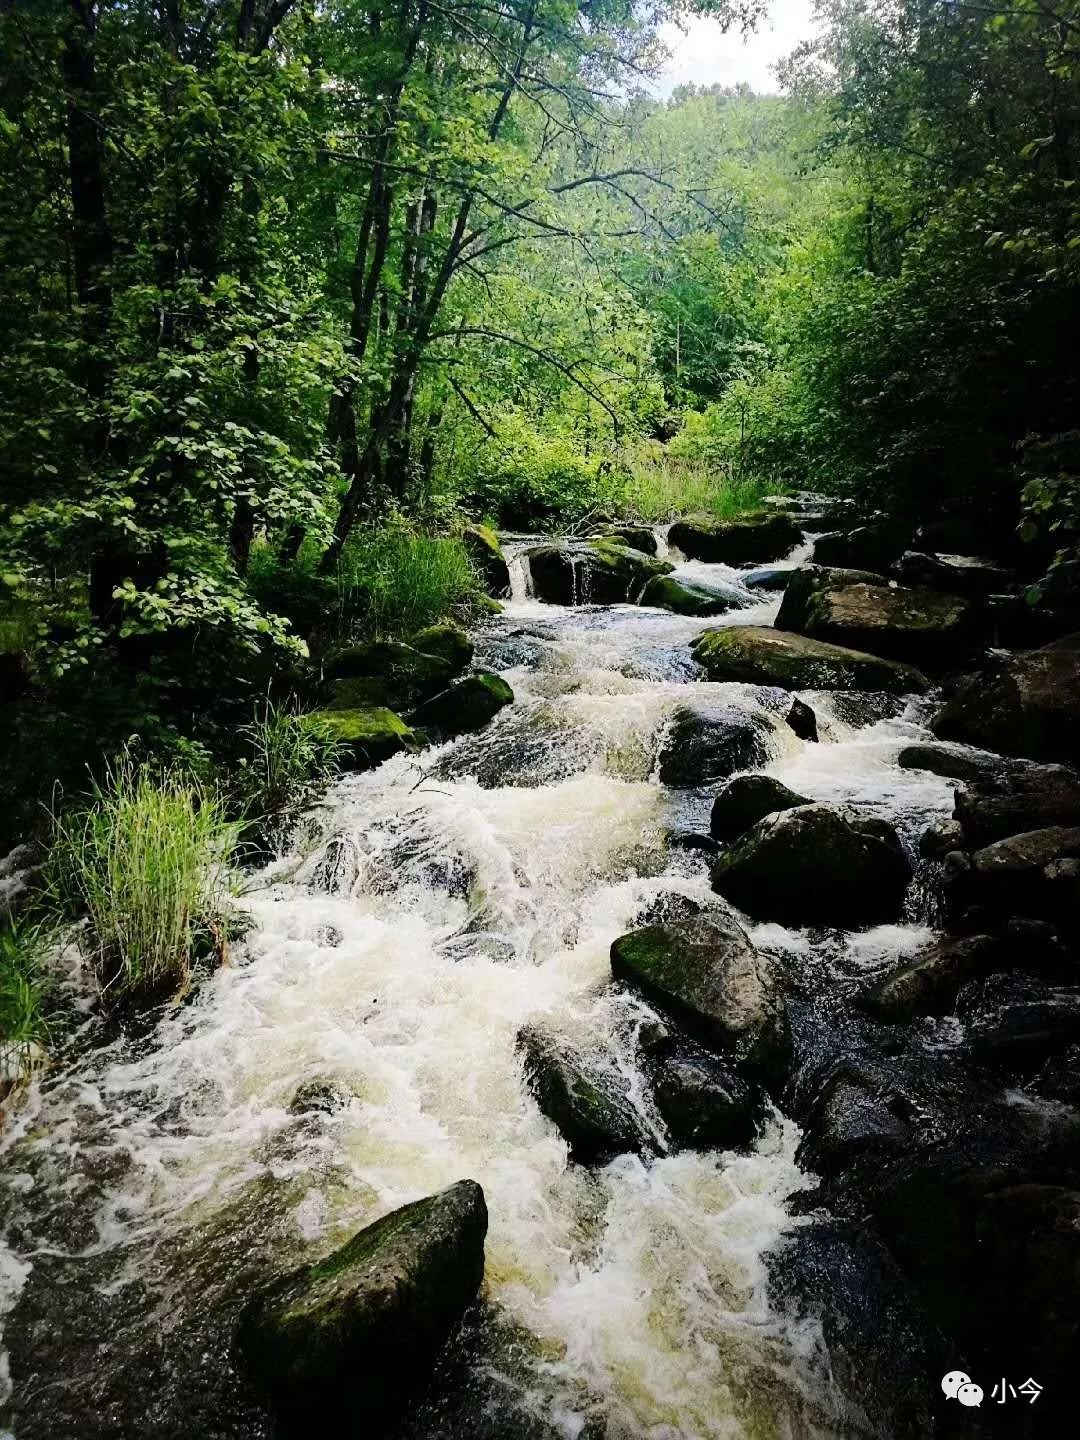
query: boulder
[
  {"left": 639, "top": 574, "right": 744, "bottom": 616},
  {"left": 656, "top": 704, "right": 774, "bottom": 787},
  {"left": 895, "top": 549, "right": 1013, "bottom": 598},
  {"left": 795, "top": 1071, "right": 913, "bottom": 1178},
  {"left": 856, "top": 935, "right": 1004, "bottom": 1022},
  {"left": 691, "top": 626, "right": 929, "bottom": 694},
  {"left": 588, "top": 523, "right": 657, "bottom": 556},
  {"left": 668, "top": 511, "right": 802, "bottom": 564},
  {"left": 742, "top": 566, "right": 792, "bottom": 592},
  {"left": 954, "top": 763, "right": 1080, "bottom": 847},
  {"left": 516, "top": 1026, "right": 649, "bottom": 1164},
  {"left": 709, "top": 774, "right": 811, "bottom": 843},
  {"left": 932, "top": 637, "right": 1080, "bottom": 766},
  {"left": 237, "top": 1180, "right": 488, "bottom": 1435},
  {"left": 785, "top": 696, "right": 818, "bottom": 742},
  {"left": 958, "top": 973, "right": 1080, "bottom": 1068},
  {"left": 524, "top": 540, "right": 672, "bottom": 605},
  {"left": 781, "top": 578, "right": 975, "bottom": 666},
  {"left": 711, "top": 804, "right": 911, "bottom": 929},
  {"left": 950, "top": 826, "right": 1080, "bottom": 927},
  {"left": 812, "top": 524, "right": 909, "bottom": 572},
  {"left": 324, "top": 626, "right": 473, "bottom": 710},
  {"left": 410, "top": 673, "right": 513, "bottom": 738},
  {"left": 764, "top": 490, "right": 857, "bottom": 529},
  {"left": 307, "top": 707, "right": 416, "bottom": 769},
  {"left": 918, "top": 816, "right": 965, "bottom": 858},
  {"left": 650, "top": 1038, "right": 765, "bottom": 1151},
  {"left": 462, "top": 524, "right": 511, "bottom": 597},
  {"left": 897, "top": 740, "right": 1011, "bottom": 788},
  {"left": 775, "top": 564, "right": 885, "bottom": 632},
  {"left": 610, "top": 914, "right": 789, "bottom": 1086}
]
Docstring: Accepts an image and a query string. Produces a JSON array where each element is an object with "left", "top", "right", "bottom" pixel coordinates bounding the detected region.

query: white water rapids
[{"left": 0, "top": 536, "right": 959, "bottom": 1439}]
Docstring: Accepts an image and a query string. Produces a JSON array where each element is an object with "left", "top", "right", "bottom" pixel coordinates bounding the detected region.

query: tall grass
[
  {"left": 0, "top": 916, "right": 52, "bottom": 1086},
  {"left": 599, "top": 447, "right": 777, "bottom": 523},
  {"left": 338, "top": 524, "right": 479, "bottom": 637},
  {"left": 231, "top": 700, "right": 344, "bottom": 851},
  {"left": 47, "top": 755, "right": 240, "bottom": 1000}
]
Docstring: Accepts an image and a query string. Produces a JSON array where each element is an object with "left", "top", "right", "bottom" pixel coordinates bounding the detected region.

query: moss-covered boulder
[
  {"left": 524, "top": 540, "right": 672, "bottom": 605},
  {"left": 610, "top": 914, "right": 789, "bottom": 1086},
  {"left": 932, "top": 637, "right": 1080, "bottom": 766},
  {"left": 711, "top": 803, "right": 911, "bottom": 928},
  {"left": 639, "top": 574, "right": 746, "bottom": 616},
  {"left": 710, "top": 774, "right": 811, "bottom": 843},
  {"left": 775, "top": 564, "right": 886, "bottom": 632},
  {"left": 657, "top": 704, "right": 774, "bottom": 787},
  {"left": 463, "top": 524, "right": 511, "bottom": 598},
  {"left": 517, "top": 1025, "right": 650, "bottom": 1164},
  {"left": 324, "top": 625, "right": 473, "bottom": 710},
  {"left": 691, "top": 625, "right": 930, "bottom": 694},
  {"left": 309, "top": 707, "right": 416, "bottom": 769},
  {"left": 410, "top": 672, "right": 513, "bottom": 738},
  {"left": 896, "top": 550, "right": 1013, "bottom": 599},
  {"left": 781, "top": 578, "right": 975, "bottom": 665},
  {"left": 237, "top": 1180, "right": 487, "bottom": 1435},
  {"left": 668, "top": 511, "right": 802, "bottom": 564},
  {"left": 812, "top": 525, "right": 909, "bottom": 572},
  {"left": 589, "top": 523, "right": 658, "bottom": 556}
]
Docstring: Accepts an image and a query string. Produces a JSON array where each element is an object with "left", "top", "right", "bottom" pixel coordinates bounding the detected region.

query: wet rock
[
  {"left": 782, "top": 577, "right": 975, "bottom": 666},
  {"left": 765, "top": 490, "right": 858, "bottom": 529},
  {"left": 951, "top": 825, "right": 1080, "bottom": 928},
  {"left": 785, "top": 696, "right": 818, "bottom": 742},
  {"left": 895, "top": 549, "right": 1013, "bottom": 598},
  {"left": 411, "top": 672, "right": 514, "bottom": 738},
  {"left": 588, "top": 523, "right": 657, "bottom": 555},
  {"left": 826, "top": 691, "right": 910, "bottom": 727},
  {"left": 711, "top": 803, "right": 911, "bottom": 929},
  {"left": 958, "top": 973, "right": 1080, "bottom": 1068},
  {"left": 289, "top": 1078, "right": 351, "bottom": 1115},
  {"left": 766, "top": 1222, "right": 952, "bottom": 1440},
  {"left": 516, "top": 1025, "right": 649, "bottom": 1164},
  {"left": 325, "top": 626, "right": 473, "bottom": 710},
  {"left": 651, "top": 1038, "right": 765, "bottom": 1151},
  {"left": 796, "top": 1070, "right": 913, "bottom": 1177},
  {"left": 775, "top": 563, "right": 886, "bottom": 632},
  {"left": 812, "top": 524, "right": 909, "bottom": 572},
  {"left": 742, "top": 565, "right": 792, "bottom": 591},
  {"left": 932, "top": 636, "right": 1080, "bottom": 766},
  {"left": 462, "top": 524, "right": 510, "bottom": 597},
  {"left": 856, "top": 935, "right": 1004, "bottom": 1022},
  {"left": 610, "top": 914, "right": 789, "bottom": 1086},
  {"left": 524, "top": 540, "right": 672, "bottom": 605},
  {"left": 656, "top": 704, "right": 774, "bottom": 787},
  {"left": 918, "top": 815, "right": 965, "bottom": 858},
  {"left": 897, "top": 740, "right": 1015, "bottom": 787},
  {"left": 954, "top": 762, "right": 1080, "bottom": 847},
  {"left": 667, "top": 829, "right": 720, "bottom": 857},
  {"left": 709, "top": 774, "right": 811, "bottom": 843},
  {"left": 237, "top": 1180, "right": 488, "bottom": 1436},
  {"left": 691, "top": 625, "right": 929, "bottom": 694},
  {"left": 1027, "top": 1043, "right": 1080, "bottom": 1107},
  {"left": 307, "top": 706, "right": 417, "bottom": 769},
  {"left": 668, "top": 511, "right": 802, "bottom": 564},
  {"left": 639, "top": 574, "right": 744, "bottom": 616}
]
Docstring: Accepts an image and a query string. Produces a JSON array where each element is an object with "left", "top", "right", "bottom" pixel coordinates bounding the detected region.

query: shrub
[
  {"left": 46, "top": 755, "right": 240, "bottom": 1000},
  {"left": 0, "top": 916, "right": 52, "bottom": 1086},
  {"left": 230, "top": 700, "right": 343, "bottom": 852}
]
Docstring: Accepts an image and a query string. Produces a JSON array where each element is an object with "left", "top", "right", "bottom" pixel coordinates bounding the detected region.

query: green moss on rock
[
  {"left": 691, "top": 625, "right": 929, "bottom": 694},
  {"left": 410, "top": 671, "right": 513, "bottom": 737},
  {"left": 463, "top": 523, "right": 511, "bottom": 597},
  {"left": 308, "top": 706, "right": 416, "bottom": 769},
  {"left": 668, "top": 511, "right": 802, "bottom": 564},
  {"left": 639, "top": 574, "right": 741, "bottom": 616}
]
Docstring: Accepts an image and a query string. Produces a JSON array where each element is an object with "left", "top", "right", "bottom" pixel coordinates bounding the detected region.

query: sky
[{"left": 652, "top": 0, "right": 819, "bottom": 97}]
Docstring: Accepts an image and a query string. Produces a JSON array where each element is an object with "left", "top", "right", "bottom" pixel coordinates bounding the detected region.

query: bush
[
  {"left": 0, "top": 916, "right": 52, "bottom": 1086},
  {"left": 46, "top": 755, "right": 240, "bottom": 1001},
  {"left": 229, "top": 700, "right": 343, "bottom": 853}
]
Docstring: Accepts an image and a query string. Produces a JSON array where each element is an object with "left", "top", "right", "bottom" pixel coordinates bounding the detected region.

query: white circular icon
[
  {"left": 957, "top": 1383, "right": 984, "bottom": 1408},
  {"left": 942, "top": 1371, "right": 970, "bottom": 1399}
]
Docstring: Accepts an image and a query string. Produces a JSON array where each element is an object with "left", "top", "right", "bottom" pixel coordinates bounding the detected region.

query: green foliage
[
  {"left": 0, "top": 916, "right": 53, "bottom": 1085},
  {"left": 337, "top": 526, "right": 480, "bottom": 639},
  {"left": 46, "top": 755, "right": 240, "bottom": 1000},
  {"left": 229, "top": 701, "right": 344, "bottom": 850},
  {"left": 599, "top": 444, "right": 775, "bottom": 521}
]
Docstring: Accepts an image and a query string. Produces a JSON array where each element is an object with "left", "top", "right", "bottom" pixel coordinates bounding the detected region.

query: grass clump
[
  {"left": 598, "top": 445, "right": 777, "bottom": 523},
  {"left": 230, "top": 700, "right": 344, "bottom": 852},
  {"left": 338, "top": 524, "right": 479, "bottom": 638},
  {"left": 0, "top": 916, "right": 53, "bottom": 1086},
  {"left": 46, "top": 754, "right": 240, "bottom": 1001}
]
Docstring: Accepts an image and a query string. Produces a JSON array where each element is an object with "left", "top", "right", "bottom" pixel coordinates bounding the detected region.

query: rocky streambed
[{"left": 2, "top": 503, "right": 1079, "bottom": 1439}]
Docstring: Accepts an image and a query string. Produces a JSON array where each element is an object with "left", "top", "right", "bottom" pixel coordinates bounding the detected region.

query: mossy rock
[
  {"left": 462, "top": 524, "right": 510, "bottom": 597},
  {"left": 588, "top": 523, "right": 658, "bottom": 556},
  {"left": 785, "top": 579, "right": 975, "bottom": 666},
  {"left": 410, "top": 672, "right": 513, "bottom": 738},
  {"left": 775, "top": 565, "right": 887, "bottom": 632},
  {"left": 668, "top": 511, "right": 802, "bottom": 565},
  {"left": 691, "top": 625, "right": 930, "bottom": 694},
  {"left": 517, "top": 1025, "right": 650, "bottom": 1164},
  {"left": 237, "top": 1180, "right": 488, "bottom": 1435},
  {"left": 308, "top": 706, "right": 416, "bottom": 769},
  {"left": 524, "top": 541, "right": 672, "bottom": 605},
  {"left": 639, "top": 574, "right": 742, "bottom": 617},
  {"left": 410, "top": 622, "right": 472, "bottom": 673},
  {"left": 710, "top": 774, "right": 811, "bottom": 843},
  {"left": 323, "top": 625, "right": 473, "bottom": 710}
]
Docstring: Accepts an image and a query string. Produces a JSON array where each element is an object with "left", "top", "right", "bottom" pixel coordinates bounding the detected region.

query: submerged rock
[
  {"left": 709, "top": 774, "right": 811, "bottom": 843},
  {"left": 959, "top": 973, "right": 1080, "bottom": 1068},
  {"left": 796, "top": 1070, "right": 913, "bottom": 1177},
  {"left": 462, "top": 524, "right": 511, "bottom": 597},
  {"left": 639, "top": 573, "right": 744, "bottom": 616},
  {"left": 656, "top": 704, "right": 774, "bottom": 787},
  {"left": 610, "top": 914, "right": 789, "bottom": 1086},
  {"left": 812, "top": 524, "right": 909, "bottom": 572},
  {"left": 711, "top": 803, "right": 911, "bottom": 928},
  {"left": 237, "top": 1180, "right": 488, "bottom": 1435},
  {"left": 524, "top": 540, "right": 672, "bottom": 605},
  {"left": 411, "top": 672, "right": 513, "bottom": 738},
  {"left": 517, "top": 1025, "right": 649, "bottom": 1164},
  {"left": 668, "top": 511, "right": 802, "bottom": 564},
  {"left": 308, "top": 706, "right": 417, "bottom": 768},
  {"left": 650, "top": 1037, "right": 765, "bottom": 1151},
  {"left": 691, "top": 625, "right": 929, "bottom": 694},
  {"left": 856, "top": 934, "right": 1004, "bottom": 1022},
  {"left": 932, "top": 636, "right": 1080, "bottom": 766},
  {"left": 781, "top": 577, "right": 975, "bottom": 666}
]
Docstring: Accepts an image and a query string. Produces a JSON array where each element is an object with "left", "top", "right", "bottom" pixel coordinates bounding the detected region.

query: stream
[{"left": 0, "top": 530, "right": 959, "bottom": 1439}]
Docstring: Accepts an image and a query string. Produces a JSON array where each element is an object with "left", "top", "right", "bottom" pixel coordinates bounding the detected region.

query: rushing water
[{"left": 0, "top": 536, "right": 958, "bottom": 1439}]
